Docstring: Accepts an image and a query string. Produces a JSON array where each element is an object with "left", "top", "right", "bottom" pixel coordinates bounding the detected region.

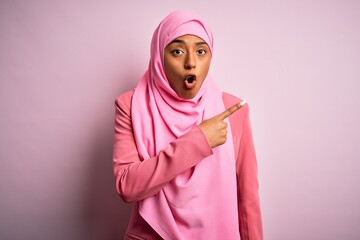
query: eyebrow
[{"left": 168, "top": 39, "right": 208, "bottom": 46}]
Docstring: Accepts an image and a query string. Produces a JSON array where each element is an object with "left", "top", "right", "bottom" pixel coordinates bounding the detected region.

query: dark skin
[
  {"left": 164, "top": 34, "right": 211, "bottom": 99},
  {"left": 199, "top": 102, "right": 243, "bottom": 148},
  {"left": 163, "top": 35, "right": 245, "bottom": 148}
]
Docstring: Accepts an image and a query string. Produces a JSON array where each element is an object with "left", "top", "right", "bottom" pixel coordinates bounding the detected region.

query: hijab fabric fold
[{"left": 131, "top": 10, "right": 240, "bottom": 239}]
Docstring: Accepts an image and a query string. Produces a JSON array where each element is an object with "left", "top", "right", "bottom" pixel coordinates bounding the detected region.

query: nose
[{"left": 184, "top": 53, "right": 196, "bottom": 69}]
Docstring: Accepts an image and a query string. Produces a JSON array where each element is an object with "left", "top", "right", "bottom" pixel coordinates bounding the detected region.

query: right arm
[{"left": 112, "top": 93, "right": 213, "bottom": 203}]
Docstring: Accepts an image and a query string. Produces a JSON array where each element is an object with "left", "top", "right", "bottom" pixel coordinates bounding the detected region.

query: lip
[{"left": 184, "top": 75, "right": 197, "bottom": 89}]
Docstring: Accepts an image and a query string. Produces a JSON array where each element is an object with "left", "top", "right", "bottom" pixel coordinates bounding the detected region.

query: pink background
[{"left": 1, "top": 1, "right": 359, "bottom": 239}]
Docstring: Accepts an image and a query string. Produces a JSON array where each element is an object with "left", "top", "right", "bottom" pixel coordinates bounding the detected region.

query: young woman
[{"left": 113, "top": 10, "right": 263, "bottom": 240}]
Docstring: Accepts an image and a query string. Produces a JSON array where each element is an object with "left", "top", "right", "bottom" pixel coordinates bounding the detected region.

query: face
[{"left": 164, "top": 34, "right": 212, "bottom": 99}]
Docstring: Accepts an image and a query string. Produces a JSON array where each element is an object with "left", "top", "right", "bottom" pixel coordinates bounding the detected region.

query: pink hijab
[{"left": 131, "top": 10, "right": 240, "bottom": 239}]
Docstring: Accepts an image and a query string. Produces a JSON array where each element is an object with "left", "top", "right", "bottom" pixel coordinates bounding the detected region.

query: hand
[{"left": 199, "top": 101, "right": 246, "bottom": 148}]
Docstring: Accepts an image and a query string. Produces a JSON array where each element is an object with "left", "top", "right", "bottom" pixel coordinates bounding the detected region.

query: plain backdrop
[{"left": 1, "top": 1, "right": 359, "bottom": 239}]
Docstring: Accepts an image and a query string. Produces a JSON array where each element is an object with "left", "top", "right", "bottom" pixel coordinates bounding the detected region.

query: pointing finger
[{"left": 218, "top": 100, "right": 247, "bottom": 120}]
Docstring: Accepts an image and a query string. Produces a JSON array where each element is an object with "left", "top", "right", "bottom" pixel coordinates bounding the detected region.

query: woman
[{"left": 113, "top": 10, "right": 263, "bottom": 240}]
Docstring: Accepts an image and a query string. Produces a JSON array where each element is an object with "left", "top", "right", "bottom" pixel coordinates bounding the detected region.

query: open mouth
[
  {"left": 186, "top": 75, "right": 195, "bottom": 83},
  {"left": 184, "top": 75, "right": 197, "bottom": 89}
]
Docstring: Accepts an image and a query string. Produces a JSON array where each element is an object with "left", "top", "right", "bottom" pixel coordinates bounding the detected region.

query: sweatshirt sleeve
[
  {"left": 112, "top": 93, "right": 213, "bottom": 203},
  {"left": 235, "top": 104, "right": 263, "bottom": 240}
]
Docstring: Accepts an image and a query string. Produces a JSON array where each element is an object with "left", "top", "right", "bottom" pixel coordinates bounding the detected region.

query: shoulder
[{"left": 115, "top": 89, "right": 135, "bottom": 116}]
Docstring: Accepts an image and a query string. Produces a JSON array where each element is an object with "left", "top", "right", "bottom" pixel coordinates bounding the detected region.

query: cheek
[
  {"left": 164, "top": 64, "right": 176, "bottom": 81},
  {"left": 164, "top": 55, "right": 177, "bottom": 73},
  {"left": 164, "top": 60, "right": 180, "bottom": 87},
  {"left": 201, "top": 58, "right": 211, "bottom": 77},
  {"left": 164, "top": 58, "right": 173, "bottom": 79}
]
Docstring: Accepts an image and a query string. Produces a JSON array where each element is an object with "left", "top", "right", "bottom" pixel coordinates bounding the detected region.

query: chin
[
  {"left": 178, "top": 91, "right": 197, "bottom": 99},
  {"left": 182, "top": 95, "right": 195, "bottom": 99}
]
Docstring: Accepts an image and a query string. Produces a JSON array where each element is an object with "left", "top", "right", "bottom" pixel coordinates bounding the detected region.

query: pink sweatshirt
[{"left": 113, "top": 90, "right": 263, "bottom": 240}]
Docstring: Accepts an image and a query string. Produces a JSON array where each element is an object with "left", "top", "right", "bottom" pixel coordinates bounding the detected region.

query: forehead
[{"left": 166, "top": 34, "right": 208, "bottom": 47}]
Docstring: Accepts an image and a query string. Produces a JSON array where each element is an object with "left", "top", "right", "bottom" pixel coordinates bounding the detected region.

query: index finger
[{"left": 218, "top": 101, "right": 247, "bottom": 120}]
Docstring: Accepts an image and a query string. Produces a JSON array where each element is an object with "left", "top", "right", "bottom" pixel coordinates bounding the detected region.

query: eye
[
  {"left": 197, "top": 49, "right": 206, "bottom": 55},
  {"left": 172, "top": 49, "right": 184, "bottom": 56}
]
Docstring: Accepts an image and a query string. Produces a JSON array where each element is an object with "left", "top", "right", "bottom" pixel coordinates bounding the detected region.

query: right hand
[{"left": 199, "top": 102, "right": 244, "bottom": 148}]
